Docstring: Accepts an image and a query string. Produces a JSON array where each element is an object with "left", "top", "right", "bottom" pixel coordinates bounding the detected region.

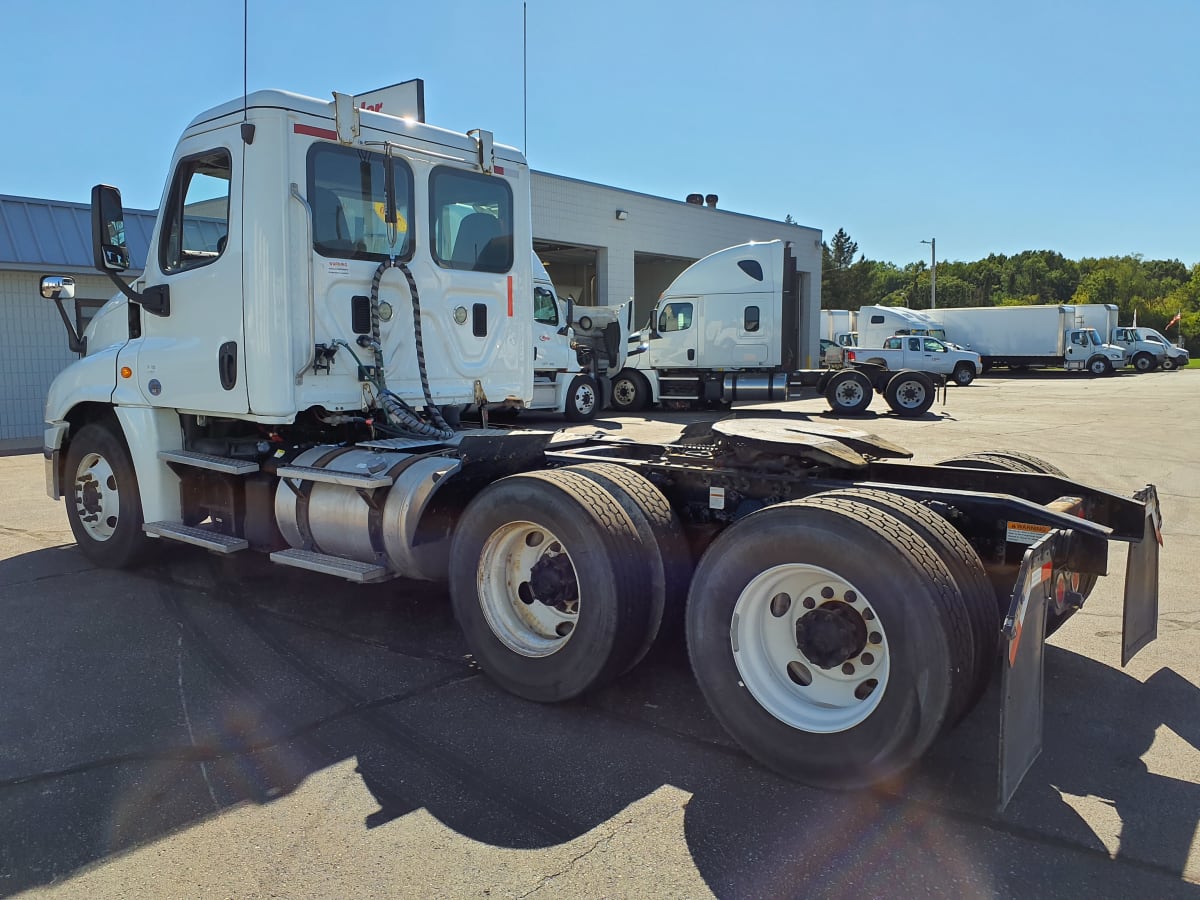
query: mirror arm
[
  {"left": 49, "top": 297, "right": 86, "bottom": 354},
  {"left": 103, "top": 271, "right": 170, "bottom": 317}
]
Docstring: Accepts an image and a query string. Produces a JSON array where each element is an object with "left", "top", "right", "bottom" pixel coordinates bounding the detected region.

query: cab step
[
  {"left": 275, "top": 464, "right": 393, "bottom": 489},
  {"left": 269, "top": 548, "right": 391, "bottom": 583},
  {"left": 143, "top": 521, "right": 249, "bottom": 553},
  {"left": 158, "top": 449, "right": 260, "bottom": 475}
]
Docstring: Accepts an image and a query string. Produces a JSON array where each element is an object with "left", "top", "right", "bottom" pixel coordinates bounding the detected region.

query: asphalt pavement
[{"left": 1, "top": 369, "right": 1198, "bottom": 898}]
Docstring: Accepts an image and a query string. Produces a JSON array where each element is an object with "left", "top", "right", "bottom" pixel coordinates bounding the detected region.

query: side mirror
[
  {"left": 40, "top": 275, "right": 75, "bottom": 301},
  {"left": 91, "top": 184, "right": 130, "bottom": 272},
  {"left": 563, "top": 297, "right": 574, "bottom": 333},
  {"left": 39, "top": 276, "right": 85, "bottom": 354}
]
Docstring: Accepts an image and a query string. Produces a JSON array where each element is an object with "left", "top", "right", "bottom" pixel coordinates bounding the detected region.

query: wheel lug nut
[
  {"left": 869, "top": 631, "right": 882, "bottom": 644},
  {"left": 861, "top": 652, "right": 874, "bottom": 665},
  {"left": 841, "top": 662, "right": 855, "bottom": 675},
  {"left": 802, "top": 597, "right": 815, "bottom": 609}
]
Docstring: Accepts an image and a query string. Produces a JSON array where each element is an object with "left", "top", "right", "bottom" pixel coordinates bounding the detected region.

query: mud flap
[
  {"left": 997, "top": 530, "right": 1060, "bottom": 811},
  {"left": 1122, "top": 485, "right": 1162, "bottom": 666}
]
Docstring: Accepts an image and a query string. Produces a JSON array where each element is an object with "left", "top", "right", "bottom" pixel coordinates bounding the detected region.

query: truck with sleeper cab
[{"left": 38, "top": 86, "right": 1162, "bottom": 806}]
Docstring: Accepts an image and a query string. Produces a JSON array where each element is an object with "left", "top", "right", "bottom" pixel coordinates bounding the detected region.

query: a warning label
[{"left": 1006, "top": 521, "right": 1052, "bottom": 545}]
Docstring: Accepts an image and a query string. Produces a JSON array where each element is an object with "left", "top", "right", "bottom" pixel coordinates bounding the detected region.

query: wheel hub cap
[{"left": 795, "top": 601, "right": 867, "bottom": 669}]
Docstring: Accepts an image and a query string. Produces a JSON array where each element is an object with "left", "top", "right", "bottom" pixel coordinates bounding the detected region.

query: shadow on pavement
[{"left": 0, "top": 546, "right": 1195, "bottom": 896}]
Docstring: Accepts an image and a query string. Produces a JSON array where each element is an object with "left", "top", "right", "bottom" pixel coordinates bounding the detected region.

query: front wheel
[
  {"left": 63, "top": 421, "right": 150, "bottom": 568},
  {"left": 1132, "top": 352, "right": 1157, "bottom": 373},
  {"left": 563, "top": 374, "right": 599, "bottom": 422},
  {"left": 1161, "top": 357, "right": 1177, "bottom": 371},
  {"left": 952, "top": 363, "right": 976, "bottom": 386},
  {"left": 610, "top": 369, "right": 650, "bottom": 412},
  {"left": 1087, "top": 356, "right": 1113, "bottom": 376}
]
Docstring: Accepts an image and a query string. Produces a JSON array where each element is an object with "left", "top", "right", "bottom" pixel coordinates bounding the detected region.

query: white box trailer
[
  {"left": 819, "top": 309, "right": 858, "bottom": 346},
  {"left": 923, "top": 305, "right": 1127, "bottom": 374}
]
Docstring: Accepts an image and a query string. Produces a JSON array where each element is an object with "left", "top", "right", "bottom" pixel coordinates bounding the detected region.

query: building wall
[{"left": 0, "top": 271, "right": 118, "bottom": 449}]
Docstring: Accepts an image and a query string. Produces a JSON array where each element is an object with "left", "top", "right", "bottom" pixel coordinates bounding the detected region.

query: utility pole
[{"left": 920, "top": 238, "right": 937, "bottom": 309}]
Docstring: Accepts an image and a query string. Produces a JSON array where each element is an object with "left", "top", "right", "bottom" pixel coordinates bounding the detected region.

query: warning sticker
[
  {"left": 327, "top": 260, "right": 350, "bottom": 276},
  {"left": 1006, "top": 521, "right": 1052, "bottom": 545},
  {"left": 709, "top": 486, "right": 726, "bottom": 510}
]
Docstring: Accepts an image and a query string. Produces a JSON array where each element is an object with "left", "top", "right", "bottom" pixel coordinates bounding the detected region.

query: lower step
[
  {"left": 269, "top": 548, "right": 391, "bottom": 583},
  {"left": 144, "top": 521, "right": 249, "bottom": 553}
]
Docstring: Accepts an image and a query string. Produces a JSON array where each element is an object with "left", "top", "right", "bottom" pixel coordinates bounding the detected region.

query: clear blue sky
[{"left": 3, "top": 0, "right": 1196, "bottom": 267}]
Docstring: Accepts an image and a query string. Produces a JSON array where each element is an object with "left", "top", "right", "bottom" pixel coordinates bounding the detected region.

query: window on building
[
  {"left": 160, "top": 149, "right": 232, "bottom": 273},
  {"left": 430, "top": 167, "right": 514, "bottom": 272},
  {"left": 308, "top": 144, "right": 415, "bottom": 261},
  {"left": 659, "top": 302, "right": 693, "bottom": 333},
  {"left": 534, "top": 286, "right": 559, "bottom": 325}
]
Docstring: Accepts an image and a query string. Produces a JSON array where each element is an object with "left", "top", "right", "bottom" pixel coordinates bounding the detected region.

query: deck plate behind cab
[{"left": 710, "top": 418, "right": 914, "bottom": 468}]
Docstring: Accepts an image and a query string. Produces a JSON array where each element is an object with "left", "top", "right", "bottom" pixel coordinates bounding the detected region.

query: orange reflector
[
  {"left": 507, "top": 276, "right": 513, "bottom": 317},
  {"left": 120, "top": 366, "right": 132, "bottom": 379}
]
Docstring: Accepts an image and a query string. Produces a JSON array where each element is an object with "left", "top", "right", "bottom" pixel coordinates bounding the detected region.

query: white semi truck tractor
[{"left": 38, "top": 87, "right": 1163, "bottom": 807}]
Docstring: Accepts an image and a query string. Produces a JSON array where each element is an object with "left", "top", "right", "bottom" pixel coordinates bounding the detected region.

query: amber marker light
[{"left": 121, "top": 366, "right": 132, "bottom": 379}]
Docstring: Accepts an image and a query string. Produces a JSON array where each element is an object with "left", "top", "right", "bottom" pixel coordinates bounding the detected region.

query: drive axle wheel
[
  {"left": 884, "top": 370, "right": 935, "bottom": 417},
  {"left": 63, "top": 421, "right": 149, "bottom": 568},
  {"left": 686, "top": 499, "right": 972, "bottom": 788},
  {"left": 449, "top": 470, "right": 651, "bottom": 701},
  {"left": 824, "top": 369, "right": 873, "bottom": 415}
]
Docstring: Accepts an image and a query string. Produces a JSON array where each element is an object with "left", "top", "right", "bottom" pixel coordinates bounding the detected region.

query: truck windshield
[{"left": 1088, "top": 330, "right": 1102, "bottom": 345}]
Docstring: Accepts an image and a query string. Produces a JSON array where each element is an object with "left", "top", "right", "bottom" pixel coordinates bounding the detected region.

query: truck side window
[
  {"left": 533, "top": 286, "right": 558, "bottom": 325},
  {"left": 924, "top": 339, "right": 945, "bottom": 352},
  {"left": 659, "top": 302, "right": 693, "bottom": 333},
  {"left": 308, "top": 144, "right": 414, "bottom": 261},
  {"left": 908, "top": 338, "right": 921, "bottom": 351},
  {"left": 430, "top": 167, "right": 514, "bottom": 272},
  {"left": 160, "top": 149, "right": 232, "bottom": 274},
  {"left": 743, "top": 306, "right": 760, "bottom": 332},
  {"left": 884, "top": 337, "right": 901, "bottom": 349}
]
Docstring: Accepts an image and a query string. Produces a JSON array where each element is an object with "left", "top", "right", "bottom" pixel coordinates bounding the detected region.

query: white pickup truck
[{"left": 842, "top": 335, "right": 983, "bottom": 386}]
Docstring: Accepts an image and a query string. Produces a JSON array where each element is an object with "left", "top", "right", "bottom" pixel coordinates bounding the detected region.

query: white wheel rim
[
  {"left": 72, "top": 451, "right": 118, "bottom": 541},
  {"left": 477, "top": 521, "right": 579, "bottom": 657},
  {"left": 834, "top": 379, "right": 866, "bottom": 407},
  {"left": 613, "top": 378, "right": 635, "bottom": 406},
  {"left": 731, "top": 564, "right": 889, "bottom": 733},
  {"left": 893, "top": 380, "right": 927, "bottom": 408},
  {"left": 574, "top": 382, "right": 596, "bottom": 414}
]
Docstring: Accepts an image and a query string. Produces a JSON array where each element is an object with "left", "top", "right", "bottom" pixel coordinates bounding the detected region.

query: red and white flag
[{"left": 1166, "top": 311, "right": 1182, "bottom": 329}]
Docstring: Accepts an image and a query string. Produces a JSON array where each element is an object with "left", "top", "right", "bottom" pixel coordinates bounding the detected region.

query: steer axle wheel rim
[
  {"left": 477, "top": 521, "right": 581, "bottom": 657},
  {"left": 72, "top": 451, "right": 119, "bottom": 542},
  {"left": 574, "top": 381, "right": 597, "bottom": 415},
  {"left": 731, "top": 564, "right": 889, "bottom": 733},
  {"left": 613, "top": 377, "right": 636, "bottom": 406},
  {"left": 892, "top": 379, "right": 928, "bottom": 409}
]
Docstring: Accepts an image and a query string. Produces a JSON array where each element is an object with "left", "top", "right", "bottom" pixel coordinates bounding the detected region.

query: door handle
[
  {"left": 218, "top": 342, "right": 238, "bottom": 391},
  {"left": 687, "top": 349, "right": 695, "bottom": 361}
]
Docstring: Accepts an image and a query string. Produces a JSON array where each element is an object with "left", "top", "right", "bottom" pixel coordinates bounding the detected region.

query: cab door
[
  {"left": 532, "top": 283, "right": 570, "bottom": 372},
  {"left": 650, "top": 298, "right": 698, "bottom": 369},
  {"left": 131, "top": 133, "right": 248, "bottom": 415}
]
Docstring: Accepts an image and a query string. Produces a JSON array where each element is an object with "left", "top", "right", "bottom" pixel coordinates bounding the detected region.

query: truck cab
[
  {"left": 1108, "top": 327, "right": 1167, "bottom": 372},
  {"left": 1139, "top": 329, "right": 1189, "bottom": 370}
]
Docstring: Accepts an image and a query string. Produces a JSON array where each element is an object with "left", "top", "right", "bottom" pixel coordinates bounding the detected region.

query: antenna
[
  {"left": 523, "top": 0, "right": 528, "bottom": 155},
  {"left": 240, "top": 0, "right": 255, "bottom": 143}
]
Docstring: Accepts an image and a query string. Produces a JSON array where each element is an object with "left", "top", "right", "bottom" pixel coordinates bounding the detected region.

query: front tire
[
  {"left": 610, "top": 369, "right": 650, "bottom": 412},
  {"left": 1161, "top": 357, "right": 1177, "bottom": 371},
  {"left": 1132, "top": 352, "right": 1157, "bottom": 373},
  {"left": 1087, "top": 356, "right": 1113, "bottom": 376},
  {"left": 63, "top": 421, "right": 150, "bottom": 568},
  {"left": 952, "top": 363, "right": 976, "bottom": 386},
  {"left": 448, "top": 470, "right": 652, "bottom": 702},
  {"left": 563, "top": 374, "right": 599, "bottom": 422},
  {"left": 685, "top": 499, "right": 973, "bottom": 788}
]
